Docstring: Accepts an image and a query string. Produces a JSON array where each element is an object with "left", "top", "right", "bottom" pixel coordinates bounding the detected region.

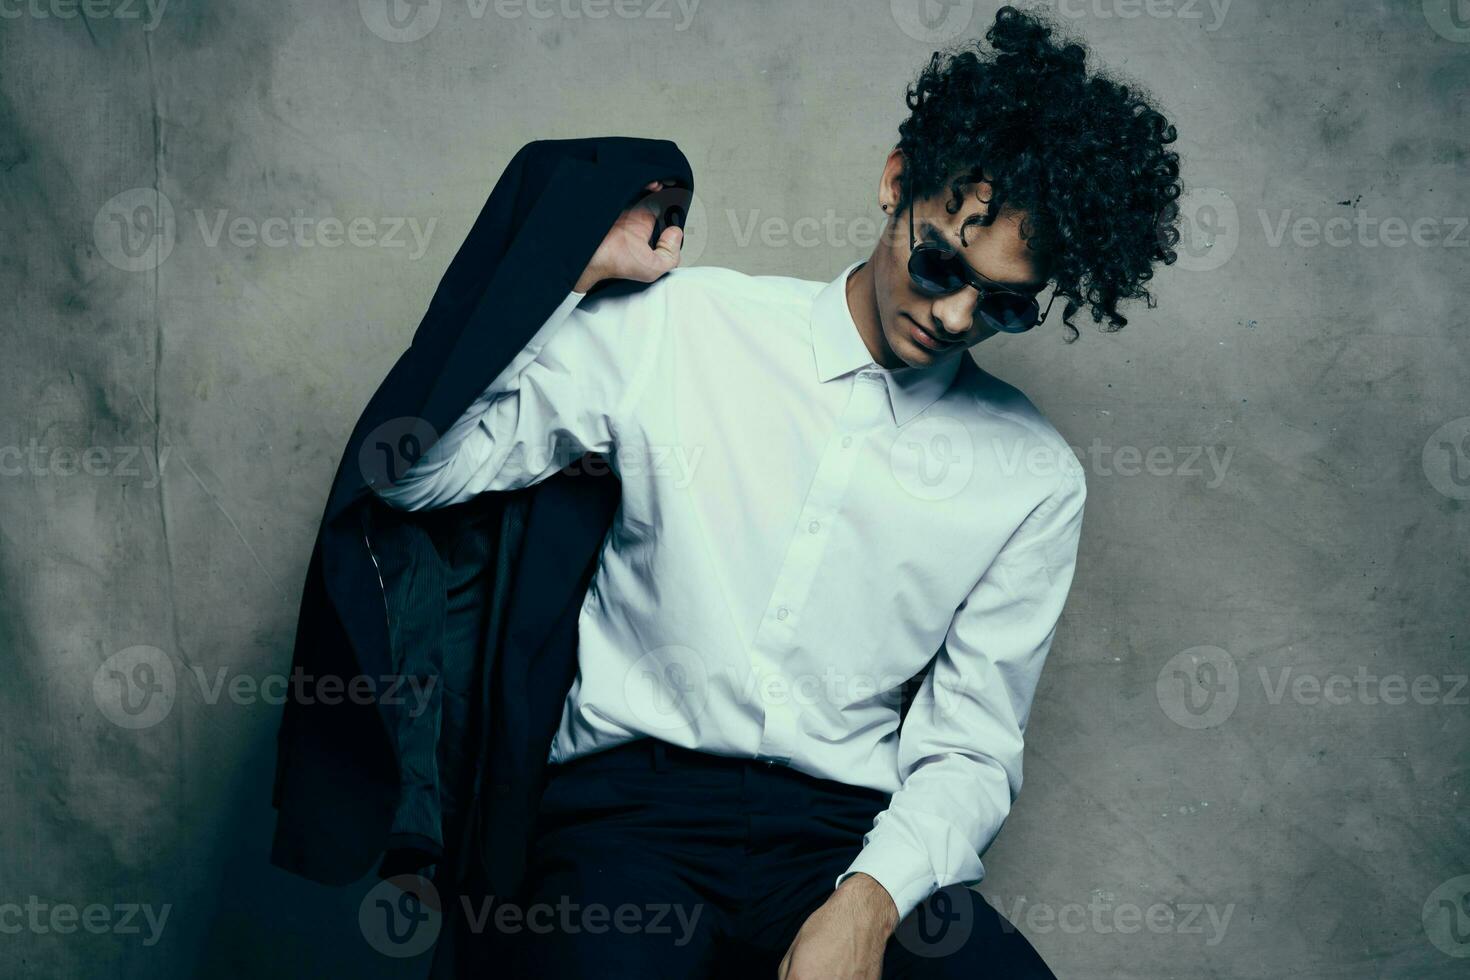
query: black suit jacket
[{"left": 269, "top": 138, "right": 695, "bottom": 930}]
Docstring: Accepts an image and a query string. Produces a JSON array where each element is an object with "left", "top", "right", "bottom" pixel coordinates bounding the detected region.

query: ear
[{"left": 880, "top": 148, "right": 906, "bottom": 214}]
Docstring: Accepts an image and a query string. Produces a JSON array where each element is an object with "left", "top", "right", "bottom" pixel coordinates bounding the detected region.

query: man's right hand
[{"left": 575, "top": 178, "right": 686, "bottom": 293}]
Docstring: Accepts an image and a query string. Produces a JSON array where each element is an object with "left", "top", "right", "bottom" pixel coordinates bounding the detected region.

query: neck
[{"left": 845, "top": 260, "right": 903, "bottom": 370}]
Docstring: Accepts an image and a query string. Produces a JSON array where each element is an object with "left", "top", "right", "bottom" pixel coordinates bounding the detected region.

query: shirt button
[
  {"left": 807, "top": 520, "right": 820, "bottom": 534},
  {"left": 841, "top": 435, "right": 853, "bottom": 448},
  {"left": 776, "top": 607, "right": 789, "bottom": 621}
]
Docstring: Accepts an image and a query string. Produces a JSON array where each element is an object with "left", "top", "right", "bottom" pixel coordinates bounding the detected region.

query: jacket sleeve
[
  {"left": 834, "top": 470, "right": 1087, "bottom": 921},
  {"left": 373, "top": 279, "right": 670, "bottom": 511}
]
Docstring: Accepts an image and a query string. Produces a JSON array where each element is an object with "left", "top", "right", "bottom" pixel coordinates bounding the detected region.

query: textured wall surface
[{"left": 1, "top": 1, "right": 1466, "bottom": 977}]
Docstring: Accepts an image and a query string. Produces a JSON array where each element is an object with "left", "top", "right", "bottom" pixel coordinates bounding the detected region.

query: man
[{"left": 375, "top": 7, "right": 1180, "bottom": 977}]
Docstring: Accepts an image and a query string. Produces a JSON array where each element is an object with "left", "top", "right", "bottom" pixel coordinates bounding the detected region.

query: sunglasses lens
[
  {"left": 979, "top": 293, "right": 1040, "bottom": 333},
  {"left": 909, "top": 244, "right": 1045, "bottom": 333},
  {"left": 908, "top": 249, "right": 967, "bottom": 295}
]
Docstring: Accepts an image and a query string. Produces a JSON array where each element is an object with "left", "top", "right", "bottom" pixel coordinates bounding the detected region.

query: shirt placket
[{"left": 752, "top": 368, "right": 891, "bottom": 766}]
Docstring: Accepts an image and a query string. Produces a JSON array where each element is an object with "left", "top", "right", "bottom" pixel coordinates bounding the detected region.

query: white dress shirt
[{"left": 374, "top": 259, "right": 1087, "bottom": 921}]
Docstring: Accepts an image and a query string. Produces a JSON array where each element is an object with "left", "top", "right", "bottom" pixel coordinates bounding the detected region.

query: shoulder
[
  {"left": 568, "top": 265, "right": 819, "bottom": 367},
  {"left": 949, "top": 358, "right": 1087, "bottom": 498},
  {"left": 582, "top": 265, "right": 818, "bottom": 336},
  {"left": 654, "top": 264, "right": 820, "bottom": 310}
]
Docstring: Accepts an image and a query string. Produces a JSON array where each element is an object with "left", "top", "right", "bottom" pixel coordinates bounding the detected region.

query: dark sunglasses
[{"left": 903, "top": 172, "right": 1057, "bottom": 334}]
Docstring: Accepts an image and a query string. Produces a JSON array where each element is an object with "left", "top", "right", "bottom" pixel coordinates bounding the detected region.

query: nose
[{"left": 928, "top": 288, "right": 980, "bottom": 342}]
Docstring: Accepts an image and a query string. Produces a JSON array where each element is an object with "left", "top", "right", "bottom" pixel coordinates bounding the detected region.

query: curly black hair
[{"left": 895, "top": 5, "right": 1182, "bottom": 340}]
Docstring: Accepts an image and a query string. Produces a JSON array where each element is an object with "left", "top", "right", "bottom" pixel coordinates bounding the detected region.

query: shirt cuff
[{"left": 834, "top": 832, "right": 937, "bottom": 924}]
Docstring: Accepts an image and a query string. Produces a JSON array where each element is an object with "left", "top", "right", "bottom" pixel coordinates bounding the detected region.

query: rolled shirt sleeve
[
  {"left": 373, "top": 281, "right": 667, "bottom": 511},
  {"left": 835, "top": 469, "right": 1087, "bottom": 921}
]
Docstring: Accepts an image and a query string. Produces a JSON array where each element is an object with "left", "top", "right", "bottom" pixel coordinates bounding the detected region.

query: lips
[{"left": 906, "top": 316, "right": 961, "bottom": 352}]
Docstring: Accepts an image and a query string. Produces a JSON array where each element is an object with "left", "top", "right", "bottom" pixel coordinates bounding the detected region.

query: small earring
[{"left": 881, "top": 203, "right": 890, "bottom": 213}]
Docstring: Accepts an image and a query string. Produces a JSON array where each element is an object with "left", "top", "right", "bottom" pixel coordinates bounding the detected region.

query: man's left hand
[{"left": 777, "top": 873, "right": 899, "bottom": 979}]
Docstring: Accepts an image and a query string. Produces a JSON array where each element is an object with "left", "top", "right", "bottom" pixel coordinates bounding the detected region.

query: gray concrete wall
[{"left": 0, "top": 1, "right": 1465, "bottom": 976}]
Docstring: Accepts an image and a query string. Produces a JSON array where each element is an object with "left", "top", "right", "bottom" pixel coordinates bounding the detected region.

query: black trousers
[{"left": 504, "top": 737, "right": 1056, "bottom": 978}]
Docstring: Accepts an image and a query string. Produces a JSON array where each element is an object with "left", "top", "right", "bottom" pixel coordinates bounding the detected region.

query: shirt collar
[{"left": 809, "top": 259, "right": 963, "bottom": 426}]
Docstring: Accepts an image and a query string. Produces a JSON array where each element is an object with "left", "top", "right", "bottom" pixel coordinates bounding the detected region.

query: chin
[{"left": 901, "top": 344, "right": 940, "bottom": 367}]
